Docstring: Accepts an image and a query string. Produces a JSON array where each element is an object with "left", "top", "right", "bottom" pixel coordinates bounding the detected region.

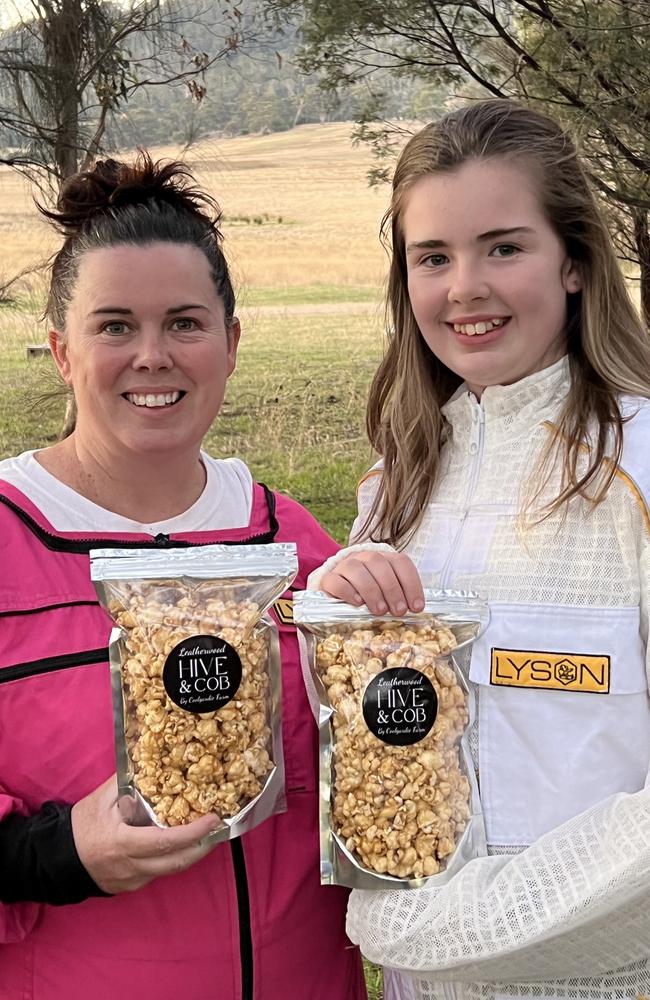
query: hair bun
[{"left": 40, "top": 150, "right": 220, "bottom": 235}]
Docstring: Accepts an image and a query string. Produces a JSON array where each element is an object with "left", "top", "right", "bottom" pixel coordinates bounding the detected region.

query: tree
[
  {"left": 0, "top": 0, "right": 247, "bottom": 193},
  {"left": 265, "top": 0, "right": 650, "bottom": 320}
]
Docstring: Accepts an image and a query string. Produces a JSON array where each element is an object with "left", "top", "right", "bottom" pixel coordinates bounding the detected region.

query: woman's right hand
[{"left": 71, "top": 775, "right": 219, "bottom": 895}]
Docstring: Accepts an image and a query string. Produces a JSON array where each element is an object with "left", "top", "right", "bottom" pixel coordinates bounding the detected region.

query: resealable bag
[
  {"left": 294, "top": 589, "right": 489, "bottom": 888},
  {"left": 91, "top": 543, "right": 298, "bottom": 842}
]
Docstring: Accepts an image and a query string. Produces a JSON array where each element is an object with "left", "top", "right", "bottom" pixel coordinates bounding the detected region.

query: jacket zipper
[
  {"left": 230, "top": 838, "right": 254, "bottom": 1000},
  {"left": 0, "top": 486, "right": 279, "bottom": 553},
  {"left": 439, "top": 400, "right": 485, "bottom": 589},
  {"left": 0, "top": 647, "right": 108, "bottom": 684}
]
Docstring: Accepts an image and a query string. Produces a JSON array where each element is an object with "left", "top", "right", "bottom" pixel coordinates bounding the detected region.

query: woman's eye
[
  {"left": 491, "top": 244, "right": 519, "bottom": 258},
  {"left": 102, "top": 322, "right": 129, "bottom": 336},
  {"left": 423, "top": 253, "right": 449, "bottom": 267},
  {"left": 171, "top": 318, "right": 197, "bottom": 332}
]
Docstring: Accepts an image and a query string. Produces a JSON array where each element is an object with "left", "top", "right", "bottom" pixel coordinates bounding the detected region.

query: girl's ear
[
  {"left": 48, "top": 329, "right": 73, "bottom": 384},
  {"left": 563, "top": 259, "right": 582, "bottom": 294}
]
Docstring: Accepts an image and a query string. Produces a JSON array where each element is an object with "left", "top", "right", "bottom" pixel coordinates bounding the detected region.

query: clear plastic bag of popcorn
[
  {"left": 91, "top": 543, "right": 298, "bottom": 842},
  {"left": 294, "top": 590, "right": 489, "bottom": 888}
]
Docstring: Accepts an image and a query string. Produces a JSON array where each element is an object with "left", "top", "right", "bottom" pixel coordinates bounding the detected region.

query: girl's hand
[
  {"left": 320, "top": 549, "right": 425, "bottom": 617},
  {"left": 71, "top": 775, "right": 219, "bottom": 895}
]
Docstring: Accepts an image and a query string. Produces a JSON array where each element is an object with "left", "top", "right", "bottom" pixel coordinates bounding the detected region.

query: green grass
[{"left": 364, "top": 960, "right": 384, "bottom": 1000}]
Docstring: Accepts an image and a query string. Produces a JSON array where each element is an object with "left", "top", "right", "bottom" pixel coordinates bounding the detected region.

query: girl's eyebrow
[{"left": 406, "top": 226, "right": 535, "bottom": 253}]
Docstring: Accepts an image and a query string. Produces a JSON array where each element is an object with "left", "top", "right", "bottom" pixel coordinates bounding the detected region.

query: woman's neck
[{"left": 35, "top": 433, "right": 207, "bottom": 524}]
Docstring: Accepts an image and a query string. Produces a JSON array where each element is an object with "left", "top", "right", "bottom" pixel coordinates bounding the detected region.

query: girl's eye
[
  {"left": 171, "top": 317, "right": 197, "bottom": 332},
  {"left": 102, "top": 322, "right": 129, "bottom": 336},
  {"left": 423, "top": 253, "right": 449, "bottom": 268},
  {"left": 491, "top": 244, "right": 519, "bottom": 258}
]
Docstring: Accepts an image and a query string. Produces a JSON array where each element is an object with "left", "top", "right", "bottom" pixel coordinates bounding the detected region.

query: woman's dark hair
[{"left": 40, "top": 151, "right": 235, "bottom": 328}]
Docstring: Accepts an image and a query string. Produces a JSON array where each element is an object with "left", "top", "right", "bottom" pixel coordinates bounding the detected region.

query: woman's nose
[{"left": 132, "top": 330, "right": 174, "bottom": 370}]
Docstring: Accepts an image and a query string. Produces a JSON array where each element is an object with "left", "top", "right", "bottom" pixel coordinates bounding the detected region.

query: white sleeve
[
  {"left": 306, "top": 466, "right": 396, "bottom": 590},
  {"left": 346, "top": 544, "right": 650, "bottom": 983}
]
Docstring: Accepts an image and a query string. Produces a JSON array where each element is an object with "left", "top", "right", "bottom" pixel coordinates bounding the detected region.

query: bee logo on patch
[
  {"left": 554, "top": 659, "right": 577, "bottom": 685},
  {"left": 272, "top": 598, "right": 293, "bottom": 625}
]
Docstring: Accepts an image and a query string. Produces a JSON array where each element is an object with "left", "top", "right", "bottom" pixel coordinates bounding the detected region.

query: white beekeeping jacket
[{"left": 344, "top": 357, "right": 650, "bottom": 1000}]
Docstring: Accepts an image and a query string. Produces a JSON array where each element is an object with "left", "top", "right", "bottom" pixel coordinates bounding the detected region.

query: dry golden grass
[{"left": 0, "top": 122, "right": 390, "bottom": 296}]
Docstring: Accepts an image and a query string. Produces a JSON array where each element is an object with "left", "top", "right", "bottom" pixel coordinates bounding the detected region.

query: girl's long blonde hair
[{"left": 364, "top": 99, "right": 650, "bottom": 546}]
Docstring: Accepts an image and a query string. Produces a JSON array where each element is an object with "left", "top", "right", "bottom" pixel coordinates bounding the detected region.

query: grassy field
[{"left": 0, "top": 122, "right": 391, "bottom": 998}]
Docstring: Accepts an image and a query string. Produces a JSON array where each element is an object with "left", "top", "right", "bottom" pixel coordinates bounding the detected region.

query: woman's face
[
  {"left": 50, "top": 242, "right": 239, "bottom": 461},
  {"left": 400, "top": 157, "right": 581, "bottom": 396}
]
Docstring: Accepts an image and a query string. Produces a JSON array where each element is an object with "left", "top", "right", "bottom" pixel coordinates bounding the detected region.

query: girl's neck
[{"left": 36, "top": 432, "right": 207, "bottom": 524}]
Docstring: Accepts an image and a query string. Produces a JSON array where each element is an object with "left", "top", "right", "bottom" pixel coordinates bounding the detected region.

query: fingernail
[
  {"left": 376, "top": 601, "right": 387, "bottom": 614},
  {"left": 414, "top": 599, "right": 424, "bottom": 612},
  {"left": 396, "top": 602, "right": 407, "bottom": 615}
]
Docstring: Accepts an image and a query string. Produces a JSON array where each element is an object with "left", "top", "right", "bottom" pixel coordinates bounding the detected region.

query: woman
[{"left": 0, "top": 153, "right": 366, "bottom": 999}]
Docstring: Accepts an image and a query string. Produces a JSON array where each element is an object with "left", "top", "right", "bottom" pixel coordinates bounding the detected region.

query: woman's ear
[
  {"left": 226, "top": 317, "right": 241, "bottom": 377},
  {"left": 48, "top": 329, "right": 73, "bottom": 384}
]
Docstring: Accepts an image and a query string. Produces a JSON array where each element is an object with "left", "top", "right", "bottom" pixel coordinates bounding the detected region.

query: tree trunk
[
  {"left": 632, "top": 207, "right": 650, "bottom": 327},
  {"left": 42, "top": 0, "right": 84, "bottom": 182}
]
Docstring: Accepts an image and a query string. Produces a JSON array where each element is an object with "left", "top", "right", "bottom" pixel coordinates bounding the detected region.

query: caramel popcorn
[
  {"left": 111, "top": 586, "right": 274, "bottom": 826},
  {"left": 315, "top": 620, "right": 469, "bottom": 879}
]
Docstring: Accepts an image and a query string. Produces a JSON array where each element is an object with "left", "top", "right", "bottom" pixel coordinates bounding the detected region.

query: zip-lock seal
[{"left": 90, "top": 543, "right": 299, "bottom": 581}]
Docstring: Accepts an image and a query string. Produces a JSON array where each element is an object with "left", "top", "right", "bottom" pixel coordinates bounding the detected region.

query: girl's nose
[{"left": 447, "top": 263, "right": 490, "bottom": 304}]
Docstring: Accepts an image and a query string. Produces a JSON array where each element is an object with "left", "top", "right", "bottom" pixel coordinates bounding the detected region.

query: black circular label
[
  {"left": 163, "top": 634, "right": 242, "bottom": 714},
  {"left": 362, "top": 667, "right": 438, "bottom": 746}
]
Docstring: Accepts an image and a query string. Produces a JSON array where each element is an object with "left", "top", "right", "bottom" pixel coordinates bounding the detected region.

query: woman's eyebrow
[
  {"left": 406, "top": 226, "right": 535, "bottom": 253},
  {"left": 90, "top": 304, "right": 209, "bottom": 315}
]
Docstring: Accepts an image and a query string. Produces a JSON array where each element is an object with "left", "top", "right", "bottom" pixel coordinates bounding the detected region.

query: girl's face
[
  {"left": 401, "top": 158, "right": 581, "bottom": 397},
  {"left": 50, "top": 241, "right": 239, "bottom": 461}
]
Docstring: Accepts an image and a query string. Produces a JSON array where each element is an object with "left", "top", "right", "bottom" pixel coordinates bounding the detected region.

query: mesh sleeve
[
  {"left": 347, "top": 545, "right": 650, "bottom": 982},
  {"left": 347, "top": 782, "right": 650, "bottom": 980},
  {"left": 350, "top": 467, "right": 383, "bottom": 543}
]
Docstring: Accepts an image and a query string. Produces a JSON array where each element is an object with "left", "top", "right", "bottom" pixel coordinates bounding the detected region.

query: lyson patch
[
  {"left": 490, "top": 648, "right": 610, "bottom": 693},
  {"left": 272, "top": 598, "right": 293, "bottom": 625}
]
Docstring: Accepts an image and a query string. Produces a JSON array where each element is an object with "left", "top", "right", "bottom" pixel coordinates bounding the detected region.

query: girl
[{"left": 314, "top": 99, "right": 650, "bottom": 999}]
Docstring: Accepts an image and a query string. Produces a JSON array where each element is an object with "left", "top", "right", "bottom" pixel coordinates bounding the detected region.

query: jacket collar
[{"left": 442, "top": 356, "right": 570, "bottom": 441}]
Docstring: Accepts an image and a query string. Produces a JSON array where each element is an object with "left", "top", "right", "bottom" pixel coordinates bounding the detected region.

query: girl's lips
[{"left": 449, "top": 317, "right": 511, "bottom": 344}]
